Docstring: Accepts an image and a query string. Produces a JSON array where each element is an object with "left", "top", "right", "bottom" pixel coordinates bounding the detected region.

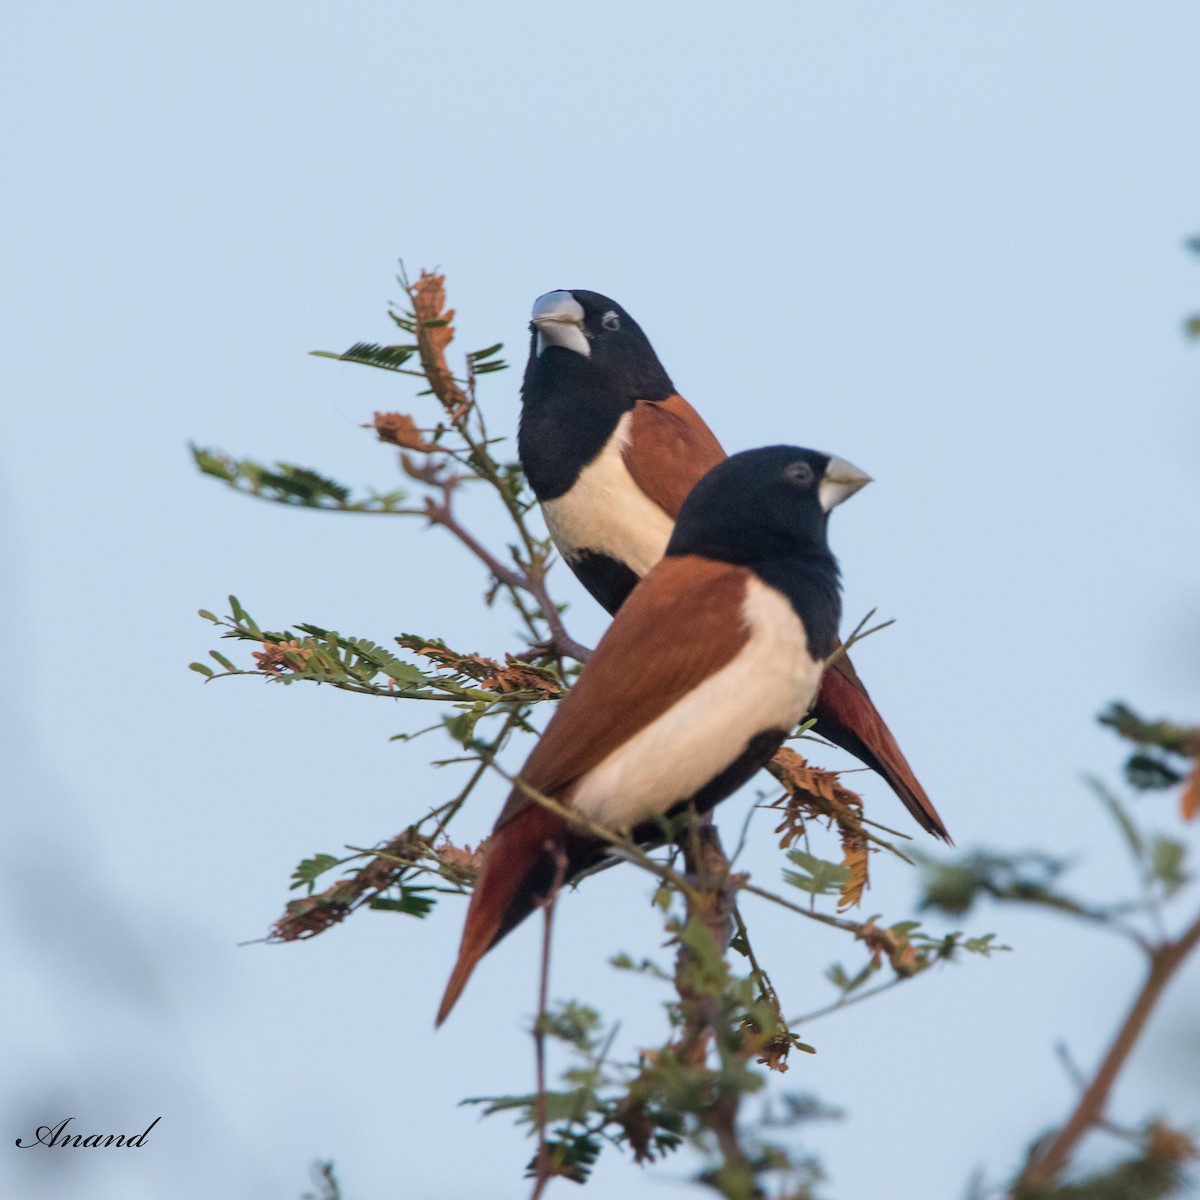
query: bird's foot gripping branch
[{"left": 188, "top": 264, "right": 1151, "bottom": 1200}]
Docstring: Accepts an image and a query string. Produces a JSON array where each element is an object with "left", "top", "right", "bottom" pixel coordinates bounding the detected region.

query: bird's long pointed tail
[
  {"left": 813, "top": 653, "right": 952, "bottom": 843},
  {"left": 436, "top": 803, "right": 569, "bottom": 1026}
]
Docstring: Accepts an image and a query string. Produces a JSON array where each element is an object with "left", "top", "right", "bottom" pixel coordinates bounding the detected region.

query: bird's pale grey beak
[
  {"left": 531, "top": 290, "right": 590, "bottom": 358},
  {"left": 819, "top": 455, "right": 872, "bottom": 512}
]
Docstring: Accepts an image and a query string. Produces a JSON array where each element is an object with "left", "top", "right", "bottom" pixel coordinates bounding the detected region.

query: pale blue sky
[{"left": 3, "top": 4, "right": 1199, "bottom": 1199}]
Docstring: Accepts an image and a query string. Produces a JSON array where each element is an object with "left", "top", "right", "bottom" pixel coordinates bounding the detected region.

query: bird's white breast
[
  {"left": 572, "top": 578, "right": 823, "bottom": 829},
  {"left": 541, "top": 412, "right": 674, "bottom": 577}
]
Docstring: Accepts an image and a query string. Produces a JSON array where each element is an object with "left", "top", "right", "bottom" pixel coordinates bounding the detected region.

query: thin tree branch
[
  {"left": 740, "top": 880, "right": 867, "bottom": 935},
  {"left": 417, "top": 473, "right": 591, "bottom": 665},
  {"left": 531, "top": 847, "right": 569, "bottom": 1200},
  {"left": 424, "top": 486, "right": 527, "bottom": 591},
  {"left": 789, "top": 975, "right": 909, "bottom": 1026},
  {"left": 732, "top": 902, "right": 787, "bottom": 1032},
  {"left": 431, "top": 708, "right": 525, "bottom": 843},
  {"left": 1013, "top": 906, "right": 1200, "bottom": 1194}
]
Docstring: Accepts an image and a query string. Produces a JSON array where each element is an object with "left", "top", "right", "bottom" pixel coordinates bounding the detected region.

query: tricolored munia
[
  {"left": 437, "top": 445, "right": 869, "bottom": 1024},
  {"left": 518, "top": 289, "right": 950, "bottom": 842}
]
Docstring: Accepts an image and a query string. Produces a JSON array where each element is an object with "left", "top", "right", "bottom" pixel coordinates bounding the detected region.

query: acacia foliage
[{"left": 192, "top": 267, "right": 1198, "bottom": 1199}]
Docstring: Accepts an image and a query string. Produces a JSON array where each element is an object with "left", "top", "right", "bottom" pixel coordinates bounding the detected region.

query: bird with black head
[
  {"left": 518, "top": 288, "right": 950, "bottom": 842},
  {"left": 438, "top": 444, "right": 870, "bottom": 1024}
]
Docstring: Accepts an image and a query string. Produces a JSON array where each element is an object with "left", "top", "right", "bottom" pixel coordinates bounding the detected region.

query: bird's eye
[
  {"left": 785, "top": 461, "right": 815, "bottom": 488},
  {"left": 601, "top": 310, "right": 621, "bottom": 331}
]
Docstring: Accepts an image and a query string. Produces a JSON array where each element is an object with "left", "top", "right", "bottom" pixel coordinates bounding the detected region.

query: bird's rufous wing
[
  {"left": 623, "top": 393, "right": 727, "bottom": 517},
  {"left": 498, "top": 553, "right": 752, "bottom": 825},
  {"left": 437, "top": 555, "right": 752, "bottom": 1024}
]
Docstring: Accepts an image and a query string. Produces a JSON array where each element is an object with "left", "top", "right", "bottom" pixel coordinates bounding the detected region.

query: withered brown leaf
[
  {"left": 436, "top": 839, "right": 488, "bottom": 874},
  {"left": 838, "top": 832, "right": 869, "bottom": 912},
  {"left": 395, "top": 634, "right": 502, "bottom": 680},
  {"left": 1181, "top": 762, "right": 1200, "bottom": 823},
  {"left": 1147, "top": 1121, "right": 1199, "bottom": 1164},
  {"left": 252, "top": 639, "right": 313, "bottom": 675},
  {"left": 370, "top": 411, "right": 438, "bottom": 453},
  {"left": 753, "top": 1032, "right": 792, "bottom": 1073},
  {"left": 411, "top": 271, "right": 470, "bottom": 423},
  {"left": 768, "top": 747, "right": 871, "bottom": 909},
  {"left": 481, "top": 657, "right": 563, "bottom": 697}
]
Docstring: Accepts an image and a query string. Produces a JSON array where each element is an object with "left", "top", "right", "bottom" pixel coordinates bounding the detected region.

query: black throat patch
[{"left": 518, "top": 346, "right": 635, "bottom": 501}]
